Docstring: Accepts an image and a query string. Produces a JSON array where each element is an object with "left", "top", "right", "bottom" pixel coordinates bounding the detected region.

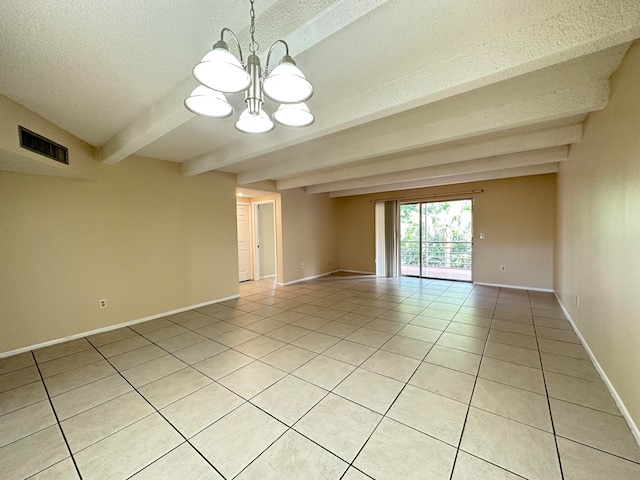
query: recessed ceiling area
[{"left": 1, "top": 0, "right": 639, "bottom": 196}]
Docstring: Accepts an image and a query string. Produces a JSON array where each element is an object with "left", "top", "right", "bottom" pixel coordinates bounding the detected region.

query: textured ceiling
[{"left": 1, "top": 0, "right": 639, "bottom": 196}]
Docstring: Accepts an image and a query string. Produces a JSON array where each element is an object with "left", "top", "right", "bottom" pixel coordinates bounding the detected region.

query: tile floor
[{"left": 1, "top": 276, "right": 640, "bottom": 479}]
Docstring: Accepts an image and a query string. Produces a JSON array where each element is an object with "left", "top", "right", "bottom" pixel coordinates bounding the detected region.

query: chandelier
[{"left": 185, "top": 0, "right": 314, "bottom": 134}]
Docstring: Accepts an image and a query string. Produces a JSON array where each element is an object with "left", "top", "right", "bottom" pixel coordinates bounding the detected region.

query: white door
[
  {"left": 255, "top": 202, "right": 276, "bottom": 279},
  {"left": 237, "top": 203, "right": 252, "bottom": 282}
]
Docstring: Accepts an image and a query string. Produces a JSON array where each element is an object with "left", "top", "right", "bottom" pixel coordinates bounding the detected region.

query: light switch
[{"left": 479, "top": 233, "right": 485, "bottom": 240}]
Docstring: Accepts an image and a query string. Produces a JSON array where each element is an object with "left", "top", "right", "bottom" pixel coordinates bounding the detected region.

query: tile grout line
[
  {"left": 446, "top": 284, "right": 491, "bottom": 480},
  {"left": 342, "top": 282, "right": 470, "bottom": 477},
  {"left": 226, "top": 279, "right": 463, "bottom": 476},
  {"left": 30, "top": 350, "right": 84, "bottom": 480},
  {"left": 120, "top": 443, "right": 200, "bottom": 480},
  {"left": 552, "top": 434, "right": 640, "bottom": 466},
  {"left": 448, "top": 285, "right": 557, "bottom": 479},
  {"left": 227, "top": 425, "right": 290, "bottom": 479},
  {"left": 165, "top": 281, "right": 426, "bottom": 388},
  {"left": 321, "top": 330, "right": 434, "bottom": 468},
  {"left": 202, "top": 295, "right": 384, "bottom": 477},
  {"left": 89, "top": 306, "right": 356, "bottom": 477},
  {"left": 530, "top": 289, "right": 566, "bottom": 480},
  {"left": 83, "top": 339, "right": 229, "bottom": 480},
  {"left": 231, "top": 384, "right": 360, "bottom": 477},
  {"left": 388, "top": 282, "right": 505, "bottom": 474},
  {"left": 9, "top": 277, "right": 606, "bottom": 479},
  {"left": 182, "top": 278, "right": 628, "bottom": 472}
]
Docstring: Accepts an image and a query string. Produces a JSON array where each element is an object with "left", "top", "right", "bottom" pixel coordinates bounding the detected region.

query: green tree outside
[{"left": 400, "top": 200, "right": 472, "bottom": 270}]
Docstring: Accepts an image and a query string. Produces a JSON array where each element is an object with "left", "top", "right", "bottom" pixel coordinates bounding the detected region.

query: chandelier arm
[
  {"left": 264, "top": 40, "right": 290, "bottom": 74},
  {"left": 220, "top": 27, "right": 245, "bottom": 64},
  {"left": 188, "top": 1, "right": 313, "bottom": 133}
]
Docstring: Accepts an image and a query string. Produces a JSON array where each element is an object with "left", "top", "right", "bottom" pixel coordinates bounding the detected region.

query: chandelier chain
[{"left": 249, "top": 0, "right": 259, "bottom": 54}]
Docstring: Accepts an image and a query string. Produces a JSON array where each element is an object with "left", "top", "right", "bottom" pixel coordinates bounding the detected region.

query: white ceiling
[{"left": 1, "top": 0, "right": 639, "bottom": 196}]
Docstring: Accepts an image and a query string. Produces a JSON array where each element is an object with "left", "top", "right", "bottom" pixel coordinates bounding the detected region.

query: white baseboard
[
  {"left": 277, "top": 271, "right": 334, "bottom": 286},
  {"left": 339, "top": 269, "right": 376, "bottom": 275},
  {"left": 0, "top": 294, "right": 240, "bottom": 359},
  {"left": 554, "top": 293, "right": 640, "bottom": 447},
  {"left": 473, "top": 281, "right": 554, "bottom": 292}
]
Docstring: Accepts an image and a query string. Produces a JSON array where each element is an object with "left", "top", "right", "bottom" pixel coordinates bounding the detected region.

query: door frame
[{"left": 252, "top": 199, "right": 277, "bottom": 281}]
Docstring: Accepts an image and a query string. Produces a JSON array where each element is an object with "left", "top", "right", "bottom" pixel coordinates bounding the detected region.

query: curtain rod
[{"left": 369, "top": 189, "right": 483, "bottom": 203}]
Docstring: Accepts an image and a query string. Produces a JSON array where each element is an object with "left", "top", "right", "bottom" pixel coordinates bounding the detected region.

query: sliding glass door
[{"left": 400, "top": 199, "right": 473, "bottom": 281}]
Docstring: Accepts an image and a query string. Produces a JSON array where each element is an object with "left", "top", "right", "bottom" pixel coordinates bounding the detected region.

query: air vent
[{"left": 19, "top": 126, "right": 68, "bottom": 165}]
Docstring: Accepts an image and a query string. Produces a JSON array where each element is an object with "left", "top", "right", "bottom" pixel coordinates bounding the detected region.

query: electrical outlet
[
  {"left": 500, "top": 265, "right": 506, "bottom": 271},
  {"left": 301, "top": 262, "right": 304, "bottom": 269},
  {"left": 99, "top": 299, "right": 108, "bottom": 309}
]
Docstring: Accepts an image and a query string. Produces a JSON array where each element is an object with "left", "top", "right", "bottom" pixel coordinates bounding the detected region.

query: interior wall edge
[
  {"left": 554, "top": 292, "right": 640, "bottom": 448},
  {"left": 0, "top": 293, "right": 240, "bottom": 359}
]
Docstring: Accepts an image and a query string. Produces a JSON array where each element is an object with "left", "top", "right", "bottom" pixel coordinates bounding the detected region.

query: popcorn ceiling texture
[{"left": 0, "top": 0, "right": 639, "bottom": 196}]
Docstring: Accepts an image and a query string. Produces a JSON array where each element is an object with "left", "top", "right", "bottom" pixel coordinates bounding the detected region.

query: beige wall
[
  {"left": 0, "top": 93, "right": 96, "bottom": 180},
  {"left": 336, "top": 195, "right": 377, "bottom": 273},
  {"left": 0, "top": 156, "right": 239, "bottom": 354},
  {"left": 555, "top": 41, "right": 640, "bottom": 428},
  {"left": 336, "top": 174, "right": 556, "bottom": 289},
  {"left": 280, "top": 188, "right": 340, "bottom": 284}
]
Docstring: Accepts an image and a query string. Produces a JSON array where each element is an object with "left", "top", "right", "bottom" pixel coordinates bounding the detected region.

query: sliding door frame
[{"left": 400, "top": 197, "right": 474, "bottom": 282}]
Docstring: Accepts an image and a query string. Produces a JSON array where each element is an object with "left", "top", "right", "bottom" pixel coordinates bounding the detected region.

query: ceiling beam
[
  {"left": 328, "top": 164, "right": 559, "bottom": 198},
  {"left": 238, "top": 81, "right": 604, "bottom": 184},
  {"left": 183, "top": 1, "right": 639, "bottom": 176},
  {"left": 98, "top": 0, "right": 392, "bottom": 165},
  {"left": 276, "top": 124, "right": 581, "bottom": 190},
  {"left": 99, "top": 80, "right": 194, "bottom": 165},
  {"left": 305, "top": 147, "right": 567, "bottom": 194}
]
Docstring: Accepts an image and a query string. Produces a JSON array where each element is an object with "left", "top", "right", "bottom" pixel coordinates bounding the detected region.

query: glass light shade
[
  {"left": 184, "top": 86, "right": 233, "bottom": 118},
  {"left": 263, "top": 60, "right": 313, "bottom": 103},
  {"left": 273, "top": 103, "right": 314, "bottom": 127},
  {"left": 235, "top": 108, "right": 275, "bottom": 134},
  {"left": 193, "top": 46, "right": 251, "bottom": 93}
]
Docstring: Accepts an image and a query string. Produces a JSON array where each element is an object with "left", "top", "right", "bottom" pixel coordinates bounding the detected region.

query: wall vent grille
[{"left": 18, "top": 126, "right": 69, "bottom": 164}]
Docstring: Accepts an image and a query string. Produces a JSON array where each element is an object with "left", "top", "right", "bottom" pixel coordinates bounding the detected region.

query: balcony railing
[{"left": 400, "top": 241, "right": 472, "bottom": 269}]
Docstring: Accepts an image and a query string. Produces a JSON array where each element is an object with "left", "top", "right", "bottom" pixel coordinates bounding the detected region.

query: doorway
[
  {"left": 236, "top": 189, "right": 282, "bottom": 284},
  {"left": 400, "top": 199, "right": 473, "bottom": 281},
  {"left": 253, "top": 201, "right": 277, "bottom": 280}
]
